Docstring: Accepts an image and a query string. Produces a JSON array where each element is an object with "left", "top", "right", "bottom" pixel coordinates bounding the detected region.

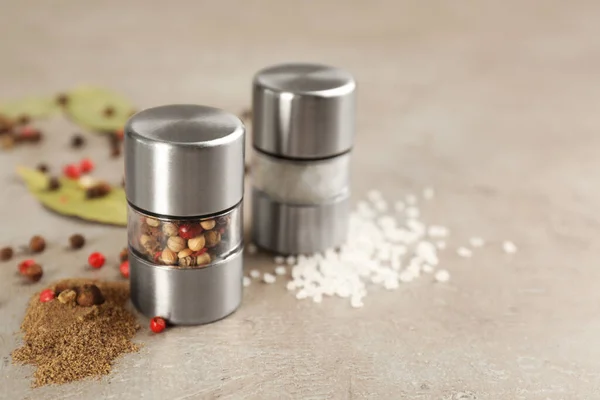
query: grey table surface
[{"left": 1, "top": 1, "right": 600, "bottom": 399}]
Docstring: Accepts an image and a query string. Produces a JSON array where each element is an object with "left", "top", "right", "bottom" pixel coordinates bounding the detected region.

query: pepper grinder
[
  {"left": 251, "top": 63, "right": 356, "bottom": 255},
  {"left": 125, "top": 104, "right": 245, "bottom": 325}
]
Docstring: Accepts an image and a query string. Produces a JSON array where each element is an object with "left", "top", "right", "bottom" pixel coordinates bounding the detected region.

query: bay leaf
[
  {"left": 17, "top": 167, "right": 127, "bottom": 226},
  {"left": 64, "top": 86, "right": 134, "bottom": 132},
  {"left": 0, "top": 97, "right": 60, "bottom": 120}
]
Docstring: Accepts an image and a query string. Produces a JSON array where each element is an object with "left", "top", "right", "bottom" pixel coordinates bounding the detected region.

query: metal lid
[
  {"left": 125, "top": 104, "right": 245, "bottom": 217},
  {"left": 252, "top": 63, "right": 356, "bottom": 160}
]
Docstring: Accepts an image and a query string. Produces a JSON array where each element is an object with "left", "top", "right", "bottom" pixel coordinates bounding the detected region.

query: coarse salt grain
[
  {"left": 423, "top": 187, "right": 435, "bottom": 200},
  {"left": 428, "top": 225, "right": 449, "bottom": 238},
  {"left": 457, "top": 247, "right": 473, "bottom": 258},
  {"left": 263, "top": 273, "right": 276, "bottom": 284},
  {"left": 274, "top": 256, "right": 285, "bottom": 264},
  {"left": 405, "top": 207, "right": 420, "bottom": 219},
  {"left": 469, "top": 237, "right": 485, "bottom": 248},
  {"left": 503, "top": 241, "right": 518, "bottom": 254},
  {"left": 275, "top": 266, "right": 286, "bottom": 276},
  {"left": 367, "top": 190, "right": 382, "bottom": 202},
  {"left": 405, "top": 194, "right": 417, "bottom": 205},
  {"left": 286, "top": 256, "right": 296, "bottom": 265},
  {"left": 249, "top": 269, "right": 260, "bottom": 279},
  {"left": 246, "top": 243, "right": 257, "bottom": 254},
  {"left": 434, "top": 269, "right": 450, "bottom": 282},
  {"left": 436, "top": 241, "right": 447, "bottom": 250},
  {"left": 394, "top": 201, "right": 406, "bottom": 212},
  {"left": 243, "top": 276, "right": 251, "bottom": 287}
]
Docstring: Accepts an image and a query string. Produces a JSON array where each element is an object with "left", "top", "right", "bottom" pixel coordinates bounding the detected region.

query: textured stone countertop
[{"left": 1, "top": 1, "right": 600, "bottom": 399}]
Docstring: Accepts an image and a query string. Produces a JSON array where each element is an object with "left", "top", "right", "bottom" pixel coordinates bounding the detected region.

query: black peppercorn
[
  {"left": 71, "top": 134, "right": 85, "bottom": 148},
  {"left": 17, "top": 115, "right": 30, "bottom": 125},
  {"left": 36, "top": 163, "right": 49, "bottom": 173},
  {"left": 103, "top": 106, "right": 115, "bottom": 117},
  {"left": 29, "top": 235, "right": 46, "bottom": 253},
  {"left": 56, "top": 93, "right": 69, "bottom": 106},
  {"left": 48, "top": 176, "right": 61, "bottom": 191},
  {"left": 23, "top": 263, "right": 43, "bottom": 282},
  {"left": 76, "top": 284, "right": 105, "bottom": 307},
  {"left": 69, "top": 234, "right": 85, "bottom": 250},
  {"left": 0, "top": 246, "right": 13, "bottom": 261},
  {"left": 119, "top": 247, "right": 128, "bottom": 262}
]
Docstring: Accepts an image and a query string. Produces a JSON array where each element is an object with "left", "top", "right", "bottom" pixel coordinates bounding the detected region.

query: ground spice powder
[{"left": 12, "top": 279, "right": 140, "bottom": 387}]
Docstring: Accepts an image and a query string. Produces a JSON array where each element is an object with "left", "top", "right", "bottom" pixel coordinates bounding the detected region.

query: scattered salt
[
  {"left": 263, "top": 273, "right": 276, "bottom": 284},
  {"left": 503, "top": 241, "right": 518, "bottom": 254},
  {"left": 275, "top": 266, "right": 287, "bottom": 276},
  {"left": 246, "top": 243, "right": 257, "bottom": 254},
  {"left": 434, "top": 269, "right": 450, "bottom": 282},
  {"left": 469, "top": 237, "right": 485, "bottom": 248},
  {"left": 249, "top": 269, "right": 260, "bottom": 279},
  {"left": 243, "top": 276, "right": 251, "bottom": 287},
  {"left": 457, "top": 247, "right": 473, "bottom": 258},
  {"left": 277, "top": 189, "right": 515, "bottom": 308},
  {"left": 274, "top": 256, "right": 285, "bottom": 264}
]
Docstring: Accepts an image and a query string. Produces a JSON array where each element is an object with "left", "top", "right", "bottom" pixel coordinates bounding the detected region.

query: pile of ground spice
[{"left": 12, "top": 279, "right": 140, "bottom": 387}]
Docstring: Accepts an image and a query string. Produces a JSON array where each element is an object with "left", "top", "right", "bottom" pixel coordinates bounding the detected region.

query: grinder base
[{"left": 130, "top": 248, "right": 243, "bottom": 325}]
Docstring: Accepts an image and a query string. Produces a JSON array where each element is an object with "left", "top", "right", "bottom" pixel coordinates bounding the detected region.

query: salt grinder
[
  {"left": 125, "top": 105, "right": 245, "bottom": 325},
  {"left": 252, "top": 63, "right": 356, "bottom": 255}
]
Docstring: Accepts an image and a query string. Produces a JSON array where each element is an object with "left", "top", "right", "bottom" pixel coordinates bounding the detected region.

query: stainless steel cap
[
  {"left": 125, "top": 105, "right": 245, "bottom": 217},
  {"left": 253, "top": 63, "right": 356, "bottom": 159}
]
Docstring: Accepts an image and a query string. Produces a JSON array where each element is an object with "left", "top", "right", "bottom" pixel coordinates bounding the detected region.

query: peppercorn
[
  {"left": 204, "top": 230, "right": 221, "bottom": 248},
  {"left": 69, "top": 234, "right": 85, "bottom": 250},
  {"left": 17, "top": 115, "right": 30, "bottom": 125},
  {"left": 76, "top": 284, "right": 105, "bottom": 307},
  {"left": 71, "top": 134, "right": 85, "bottom": 148},
  {"left": 119, "top": 247, "right": 128, "bottom": 262},
  {"left": 167, "top": 236, "right": 186, "bottom": 253},
  {"left": 85, "top": 182, "right": 111, "bottom": 199},
  {"left": 104, "top": 106, "right": 115, "bottom": 117},
  {"left": 47, "top": 176, "right": 61, "bottom": 191},
  {"left": 18, "top": 127, "right": 42, "bottom": 143},
  {"left": 80, "top": 158, "right": 94, "bottom": 173},
  {"left": 196, "top": 252, "right": 211, "bottom": 266},
  {"left": 24, "top": 263, "right": 43, "bottom": 282},
  {"left": 64, "top": 164, "right": 81, "bottom": 179},
  {"left": 88, "top": 252, "right": 106, "bottom": 268},
  {"left": 39, "top": 289, "right": 55, "bottom": 303},
  {"left": 188, "top": 235, "right": 205, "bottom": 252},
  {"left": 58, "top": 289, "right": 77, "bottom": 305},
  {"left": 56, "top": 93, "right": 69, "bottom": 106},
  {"left": 29, "top": 235, "right": 46, "bottom": 253},
  {"left": 160, "top": 248, "right": 177, "bottom": 265},
  {"left": 162, "top": 222, "right": 178, "bottom": 237},
  {"left": 18, "top": 259, "right": 35, "bottom": 275},
  {"left": 200, "top": 219, "right": 216, "bottom": 230},
  {"left": 36, "top": 163, "right": 49, "bottom": 173},
  {"left": 0, "top": 247, "right": 13, "bottom": 261},
  {"left": 119, "top": 261, "right": 130, "bottom": 278},
  {"left": 150, "top": 317, "right": 166, "bottom": 333}
]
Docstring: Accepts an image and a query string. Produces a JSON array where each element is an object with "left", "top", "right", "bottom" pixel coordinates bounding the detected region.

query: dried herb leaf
[
  {"left": 64, "top": 86, "right": 134, "bottom": 132},
  {"left": 17, "top": 167, "right": 126, "bottom": 226},
  {"left": 0, "top": 97, "right": 60, "bottom": 120}
]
